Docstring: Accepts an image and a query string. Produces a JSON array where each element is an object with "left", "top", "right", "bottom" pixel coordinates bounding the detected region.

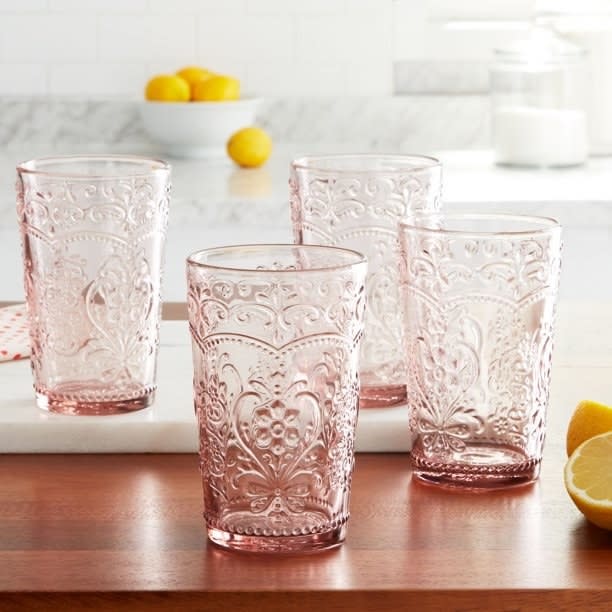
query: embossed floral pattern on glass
[
  {"left": 187, "top": 244, "right": 367, "bottom": 553},
  {"left": 290, "top": 154, "right": 442, "bottom": 408},
  {"left": 399, "top": 213, "right": 562, "bottom": 489},
  {"left": 17, "top": 155, "right": 170, "bottom": 415}
]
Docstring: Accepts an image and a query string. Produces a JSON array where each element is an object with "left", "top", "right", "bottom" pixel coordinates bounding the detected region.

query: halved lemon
[
  {"left": 566, "top": 399, "right": 612, "bottom": 456},
  {"left": 564, "top": 431, "right": 612, "bottom": 530}
]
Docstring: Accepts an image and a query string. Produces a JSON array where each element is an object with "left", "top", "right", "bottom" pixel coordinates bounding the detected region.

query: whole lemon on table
[
  {"left": 566, "top": 399, "right": 612, "bottom": 456},
  {"left": 176, "top": 66, "right": 214, "bottom": 99},
  {"left": 145, "top": 74, "right": 190, "bottom": 102},
  {"left": 227, "top": 127, "right": 272, "bottom": 168},
  {"left": 193, "top": 75, "right": 240, "bottom": 101},
  {"left": 564, "top": 431, "right": 612, "bottom": 530}
]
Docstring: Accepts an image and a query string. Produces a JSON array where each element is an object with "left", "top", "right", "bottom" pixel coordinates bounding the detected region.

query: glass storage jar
[
  {"left": 491, "top": 25, "right": 588, "bottom": 167},
  {"left": 537, "top": 1, "right": 612, "bottom": 155}
]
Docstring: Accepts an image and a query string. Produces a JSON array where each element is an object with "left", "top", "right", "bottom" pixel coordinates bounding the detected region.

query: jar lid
[
  {"left": 537, "top": 0, "right": 612, "bottom": 31},
  {"left": 494, "top": 25, "right": 585, "bottom": 63},
  {"left": 536, "top": 0, "right": 612, "bottom": 16}
]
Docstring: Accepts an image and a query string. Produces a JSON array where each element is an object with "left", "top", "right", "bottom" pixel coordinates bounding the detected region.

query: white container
[
  {"left": 552, "top": 19, "right": 612, "bottom": 154},
  {"left": 536, "top": 2, "right": 612, "bottom": 153},
  {"left": 493, "top": 107, "right": 587, "bottom": 166},
  {"left": 140, "top": 98, "right": 260, "bottom": 159},
  {"left": 491, "top": 25, "right": 588, "bottom": 167}
]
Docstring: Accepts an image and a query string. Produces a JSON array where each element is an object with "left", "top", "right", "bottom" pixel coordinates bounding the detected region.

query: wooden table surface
[{"left": 1, "top": 450, "right": 611, "bottom": 612}]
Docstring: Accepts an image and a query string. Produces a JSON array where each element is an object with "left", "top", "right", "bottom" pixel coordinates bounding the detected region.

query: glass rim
[
  {"left": 399, "top": 212, "right": 561, "bottom": 237},
  {"left": 186, "top": 243, "right": 367, "bottom": 274},
  {"left": 16, "top": 154, "right": 171, "bottom": 180},
  {"left": 291, "top": 153, "right": 441, "bottom": 173}
]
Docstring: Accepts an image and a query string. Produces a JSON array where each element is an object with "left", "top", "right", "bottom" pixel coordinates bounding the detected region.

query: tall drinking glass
[
  {"left": 290, "top": 154, "right": 442, "bottom": 408},
  {"left": 187, "top": 244, "right": 367, "bottom": 552},
  {"left": 399, "top": 213, "right": 562, "bottom": 489},
  {"left": 16, "top": 155, "right": 171, "bottom": 415}
]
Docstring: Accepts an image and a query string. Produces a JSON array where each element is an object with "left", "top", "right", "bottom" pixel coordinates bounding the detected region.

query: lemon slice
[
  {"left": 566, "top": 399, "right": 612, "bottom": 456},
  {"left": 564, "top": 431, "right": 612, "bottom": 530}
]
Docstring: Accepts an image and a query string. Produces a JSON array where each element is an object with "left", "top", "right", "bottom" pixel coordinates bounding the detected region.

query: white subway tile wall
[
  {"left": 0, "top": 0, "right": 385, "bottom": 97},
  {"left": 0, "top": 0, "right": 46, "bottom": 11},
  {"left": 0, "top": 64, "right": 47, "bottom": 95},
  {"left": 0, "top": 0, "right": 533, "bottom": 97}
]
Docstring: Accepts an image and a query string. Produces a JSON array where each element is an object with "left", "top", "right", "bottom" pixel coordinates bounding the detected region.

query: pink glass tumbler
[
  {"left": 16, "top": 155, "right": 171, "bottom": 415},
  {"left": 400, "top": 213, "right": 562, "bottom": 489},
  {"left": 291, "top": 154, "right": 442, "bottom": 408},
  {"left": 187, "top": 244, "right": 367, "bottom": 553}
]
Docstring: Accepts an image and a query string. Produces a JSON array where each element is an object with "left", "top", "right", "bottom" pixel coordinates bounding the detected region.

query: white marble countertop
[{"left": 1, "top": 146, "right": 612, "bottom": 303}]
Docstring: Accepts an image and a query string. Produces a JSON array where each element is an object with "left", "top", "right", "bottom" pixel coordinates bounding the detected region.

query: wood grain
[{"left": 1, "top": 453, "right": 611, "bottom": 611}]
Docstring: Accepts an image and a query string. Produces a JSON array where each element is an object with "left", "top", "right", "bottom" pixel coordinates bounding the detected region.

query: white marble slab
[
  {"left": 0, "top": 320, "right": 411, "bottom": 454},
  {"left": 0, "top": 302, "right": 608, "bottom": 453}
]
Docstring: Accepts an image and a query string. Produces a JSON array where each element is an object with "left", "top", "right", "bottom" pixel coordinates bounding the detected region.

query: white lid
[
  {"left": 494, "top": 24, "right": 585, "bottom": 62},
  {"left": 536, "top": 0, "right": 612, "bottom": 16},
  {"left": 536, "top": 0, "right": 612, "bottom": 29}
]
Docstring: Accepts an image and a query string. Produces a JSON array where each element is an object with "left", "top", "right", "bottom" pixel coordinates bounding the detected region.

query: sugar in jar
[{"left": 491, "top": 25, "right": 588, "bottom": 167}]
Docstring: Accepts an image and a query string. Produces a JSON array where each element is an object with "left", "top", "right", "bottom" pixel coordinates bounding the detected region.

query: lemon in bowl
[
  {"left": 193, "top": 75, "right": 240, "bottom": 102},
  {"left": 145, "top": 74, "right": 190, "bottom": 102},
  {"left": 176, "top": 66, "right": 214, "bottom": 99},
  {"left": 141, "top": 69, "right": 260, "bottom": 159}
]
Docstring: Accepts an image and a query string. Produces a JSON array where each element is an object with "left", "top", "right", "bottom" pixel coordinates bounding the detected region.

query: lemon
[
  {"left": 227, "top": 127, "right": 272, "bottom": 168},
  {"left": 193, "top": 75, "right": 240, "bottom": 102},
  {"left": 566, "top": 399, "right": 612, "bottom": 456},
  {"left": 564, "top": 431, "right": 612, "bottom": 530},
  {"left": 176, "top": 66, "right": 214, "bottom": 99},
  {"left": 145, "top": 74, "right": 190, "bottom": 102}
]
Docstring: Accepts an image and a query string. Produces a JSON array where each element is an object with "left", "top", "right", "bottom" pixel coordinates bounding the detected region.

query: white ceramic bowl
[{"left": 140, "top": 98, "right": 261, "bottom": 159}]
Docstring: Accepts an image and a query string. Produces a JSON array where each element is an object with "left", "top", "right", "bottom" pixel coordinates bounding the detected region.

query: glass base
[
  {"left": 36, "top": 386, "right": 155, "bottom": 415},
  {"left": 207, "top": 524, "right": 346, "bottom": 554},
  {"left": 359, "top": 383, "right": 406, "bottom": 408},
  {"left": 411, "top": 445, "right": 541, "bottom": 490}
]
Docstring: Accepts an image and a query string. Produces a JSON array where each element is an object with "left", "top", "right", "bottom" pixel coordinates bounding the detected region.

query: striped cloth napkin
[{"left": 0, "top": 303, "right": 29, "bottom": 362}]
